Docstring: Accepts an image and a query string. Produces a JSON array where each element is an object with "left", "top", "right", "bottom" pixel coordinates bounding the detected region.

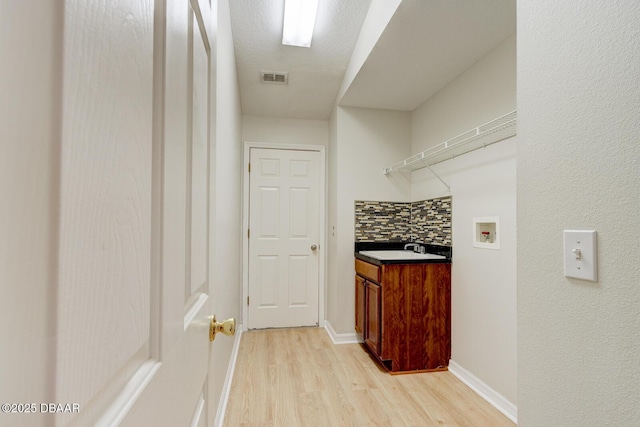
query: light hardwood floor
[{"left": 223, "top": 327, "right": 515, "bottom": 426}]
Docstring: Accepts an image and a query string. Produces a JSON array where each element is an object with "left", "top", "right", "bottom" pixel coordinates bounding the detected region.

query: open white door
[
  {"left": 248, "top": 148, "right": 321, "bottom": 329},
  {"left": 1, "top": 1, "right": 230, "bottom": 426},
  {"left": 121, "top": 0, "right": 221, "bottom": 424}
]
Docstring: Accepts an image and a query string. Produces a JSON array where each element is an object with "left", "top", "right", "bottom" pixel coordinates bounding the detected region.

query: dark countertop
[{"left": 354, "top": 241, "right": 452, "bottom": 265}]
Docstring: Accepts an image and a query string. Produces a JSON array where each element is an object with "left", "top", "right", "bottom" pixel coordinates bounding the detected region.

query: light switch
[{"left": 564, "top": 230, "right": 597, "bottom": 282}]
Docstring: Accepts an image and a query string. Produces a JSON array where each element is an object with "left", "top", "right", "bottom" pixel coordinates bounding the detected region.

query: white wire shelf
[{"left": 383, "top": 110, "right": 517, "bottom": 174}]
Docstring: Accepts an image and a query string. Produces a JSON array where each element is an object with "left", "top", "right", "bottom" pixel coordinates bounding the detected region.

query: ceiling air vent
[{"left": 260, "top": 71, "right": 288, "bottom": 85}]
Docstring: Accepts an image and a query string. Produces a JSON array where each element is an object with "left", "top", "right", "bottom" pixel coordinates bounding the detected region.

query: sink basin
[{"left": 358, "top": 250, "right": 446, "bottom": 261}]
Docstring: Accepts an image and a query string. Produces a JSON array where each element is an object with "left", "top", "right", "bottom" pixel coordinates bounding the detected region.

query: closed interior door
[{"left": 248, "top": 148, "right": 320, "bottom": 329}]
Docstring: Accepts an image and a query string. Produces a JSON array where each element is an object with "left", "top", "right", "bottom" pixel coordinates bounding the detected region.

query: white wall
[
  {"left": 337, "top": 0, "right": 401, "bottom": 102},
  {"left": 243, "top": 87, "right": 407, "bottom": 341},
  {"left": 411, "top": 35, "right": 516, "bottom": 163},
  {"left": 518, "top": 1, "right": 640, "bottom": 425},
  {"left": 328, "top": 106, "right": 411, "bottom": 333},
  {"left": 242, "top": 115, "right": 329, "bottom": 147},
  {"left": 0, "top": 3, "right": 62, "bottom": 425},
  {"left": 328, "top": 106, "right": 340, "bottom": 326},
  {"left": 241, "top": 116, "right": 329, "bottom": 330},
  {"left": 210, "top": 0, "right": 243, "bottom": 418},
  {"left": 411, "top": 35, "right": 517, "bottom": 408}
]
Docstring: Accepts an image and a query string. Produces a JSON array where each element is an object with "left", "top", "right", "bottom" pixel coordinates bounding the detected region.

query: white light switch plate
[{"left": 564, "top": 230, "right": 597, "bottom": 282}]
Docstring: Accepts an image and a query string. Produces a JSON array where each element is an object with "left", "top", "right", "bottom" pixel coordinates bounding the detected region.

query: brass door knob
[{"left": 209, "top": 315, "right": 236, "bottom": 341}]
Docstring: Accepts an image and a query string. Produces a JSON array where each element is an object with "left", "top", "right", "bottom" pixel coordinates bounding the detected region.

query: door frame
[{"left": 242, "top": 141, "right": 326, "bottom": 331}]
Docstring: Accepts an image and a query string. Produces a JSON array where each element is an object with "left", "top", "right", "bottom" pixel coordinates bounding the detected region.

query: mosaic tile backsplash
[
  {"left": 354, "top": 201, "right": 411, "bottom": 242},
  {"left": 410, "top": 197, "right": 452, "bottom": 246},
  {"left": 354, "top": 197, "right": 452, "bottom": 246}
]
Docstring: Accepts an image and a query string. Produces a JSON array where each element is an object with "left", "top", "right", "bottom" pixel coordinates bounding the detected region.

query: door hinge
[
  {"left": 247, "top": 229, "right": 250, "bottom": 239},
  {"left": 247, "top": 296, "right": 250, "bottom": 306},
  {"left": 248, "top": 163, "right": 251, "bottom": 173}
]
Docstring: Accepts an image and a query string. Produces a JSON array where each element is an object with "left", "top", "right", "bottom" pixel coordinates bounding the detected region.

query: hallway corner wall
[
  {"left": 411, "top": 35, "right": 517, "bottom": 409},
  {"left": 329, "top": 106, "right": 412, "bottom": 334}
]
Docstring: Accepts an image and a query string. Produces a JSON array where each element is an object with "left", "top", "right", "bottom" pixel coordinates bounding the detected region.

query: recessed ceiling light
[{"left": 282, "top": 0, "right": 319, "bottom": 48}]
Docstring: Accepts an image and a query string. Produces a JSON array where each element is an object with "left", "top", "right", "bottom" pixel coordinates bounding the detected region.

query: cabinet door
[
  {"left": 355, "top": 275, "right": 366, "bottom": 338},
  {"left": 365, "top": 281, "right": 381, "bottom": 355}
]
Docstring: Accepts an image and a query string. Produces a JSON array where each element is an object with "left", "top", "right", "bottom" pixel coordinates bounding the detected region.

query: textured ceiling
[
  {"left": 229, "top": 0, "right": 516, "bottom": 120},
  {"left": 228, "top": 0, "right": 371, "bottom": 120},
  {"left": 339, "top": 0, "right": 516, "bottom": 111}
]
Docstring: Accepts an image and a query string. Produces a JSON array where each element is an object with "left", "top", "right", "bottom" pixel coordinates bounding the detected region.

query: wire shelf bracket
[{"left": 424, "top": 164, "right": 451, "bottom": 192}]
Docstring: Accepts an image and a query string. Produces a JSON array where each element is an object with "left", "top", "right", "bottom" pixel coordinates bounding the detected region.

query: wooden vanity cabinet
[{"left": 355, "top": 257, "right": 451, "bottom": 373}]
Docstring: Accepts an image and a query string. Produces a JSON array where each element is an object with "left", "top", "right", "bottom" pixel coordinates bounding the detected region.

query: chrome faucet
[
  {"left": 404, "top": 243, "right": 419, "bottom": 252},
  {"left": 404, "top": 243, "right": 426, "bottom": 253}
]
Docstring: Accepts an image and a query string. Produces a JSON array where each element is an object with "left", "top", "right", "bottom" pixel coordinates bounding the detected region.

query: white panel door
[
  {"left": 54, "top": 1, "right": 157, "bottom": 425},
  {"left": 122, "top": 0, "right": 219, "bottom": 425},
  {"left": 0, "top": 1, "right": 222, "bottom": 426},
  {"left": 248, "top": 148, "right": 320, "bottom": 329}
]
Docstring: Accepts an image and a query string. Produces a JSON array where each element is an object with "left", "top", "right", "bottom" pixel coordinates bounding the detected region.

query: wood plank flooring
[{"left": 223, "top": 328, "right": 515, "bottom": 426}]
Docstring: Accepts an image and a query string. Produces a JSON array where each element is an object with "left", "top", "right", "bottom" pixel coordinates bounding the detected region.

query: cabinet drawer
[{"left": 355, "top": 259, "right": 380, "bottom": 283}]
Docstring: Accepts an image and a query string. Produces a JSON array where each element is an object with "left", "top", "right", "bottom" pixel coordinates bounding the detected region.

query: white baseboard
[
  {"left": 323, "top": 320, "right": 362, "bottom": 344},
  {"left": 214, "top": 324, "right": 243, "bottom": 427},
  {"left": 448, "top": 360, "right": 517, "bottom": 424}
]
